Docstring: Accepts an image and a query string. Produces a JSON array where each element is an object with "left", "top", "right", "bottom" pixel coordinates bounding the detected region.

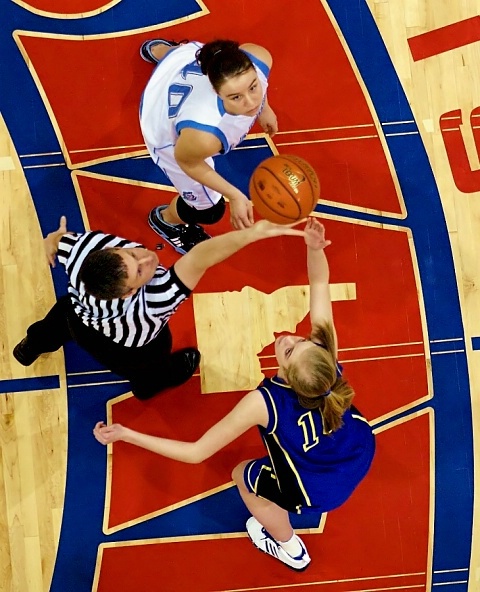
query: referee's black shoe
[
  {"left": 13, "top": 337, "right": 41, "bottom": 366},
  {"left": 168, "top": 347, "right": 201, "bottom": 388}
]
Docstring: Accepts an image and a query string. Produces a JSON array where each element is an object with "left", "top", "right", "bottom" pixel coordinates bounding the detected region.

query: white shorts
[{"left": 149, "top": 143, "right": 222, "bottom": 210}]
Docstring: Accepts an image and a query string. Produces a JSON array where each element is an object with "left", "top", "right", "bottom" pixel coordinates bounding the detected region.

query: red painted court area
[
  {"left": 98, "top": 415, "right": 430, "bottom": 590},
  {"left": 18, "top": 0, "right": 400, "bottom": 214},
  {"left": 18, "top": 0, "right": 432, "bottom": 588}
]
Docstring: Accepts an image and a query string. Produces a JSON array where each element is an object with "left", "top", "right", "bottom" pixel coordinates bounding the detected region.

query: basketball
[{"left": 249, "top": 154, "right": 320, "bottom": 224}]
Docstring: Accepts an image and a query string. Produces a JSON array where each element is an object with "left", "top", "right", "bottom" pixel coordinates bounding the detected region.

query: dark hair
[
  {"left": 78, "top": 248, "right": 130, "bottom": 300},
  {"left": 196, "top": 39, "right": 254, "bottom": 93},
  {"left": 285, "top": 322, "right": 355, "bottom": 433}
]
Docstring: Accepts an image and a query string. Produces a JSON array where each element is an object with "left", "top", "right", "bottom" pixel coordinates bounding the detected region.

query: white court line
[
  {"left": 19, "top": 144, "right": 145, "bottom": 158},
  {"left": 68, "top": 370, "right": 115, "bottom": 377},
  {"left": 275, "top": 123, "right": 376, "bottom": 135},
  {"left": 384, "top": 131, "right": 419, "bottom": 137},
  {"left": 340, "top": 342, "right": 423, "bottom": 352},
  {"left": 382, "top": 120, "right": 416, "bottom": 125},
  {"left": 223, "top": 574, "right": 426, "bottom": 592},
  {"left": 68, "top": 380, "right": 130, "bottom": 388},
  {"left": 23, "top": 163, "right": 65, "bottom": 169},
  {"left": 276, "top": 134, "right": 378, "bottom": 147}
]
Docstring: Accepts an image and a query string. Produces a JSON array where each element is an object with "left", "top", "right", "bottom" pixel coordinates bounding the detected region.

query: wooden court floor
[{"left": 1, "top": 0, "right": 479, "bottom": 591}]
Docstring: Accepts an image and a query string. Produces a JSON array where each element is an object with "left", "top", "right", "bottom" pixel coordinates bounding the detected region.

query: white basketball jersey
[{"left": 140, "top": 42, "right": 269, "bottom": 160}]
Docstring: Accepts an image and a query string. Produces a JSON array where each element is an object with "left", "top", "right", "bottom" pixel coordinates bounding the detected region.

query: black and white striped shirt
[{"left": 57, "top": 231, "right": 190, "bottom": 347}]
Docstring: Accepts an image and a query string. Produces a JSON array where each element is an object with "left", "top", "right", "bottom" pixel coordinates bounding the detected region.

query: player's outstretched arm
[
  {"left": 175, "top": 129, "right": 254, "bottom": 229},
  {"left": 174, "top": 219, "right": 305, "bottom": 290},
  {"left": 93, "top": 389, "right": 268, "bottom": 463},
  {"left": 304, "top": 218, "right": 338, "bottom": 352}
]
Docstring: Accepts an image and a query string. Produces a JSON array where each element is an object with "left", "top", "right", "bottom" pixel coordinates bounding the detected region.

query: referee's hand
[{"left": 44, "top": 215, "right": 68, "bottom": 267}]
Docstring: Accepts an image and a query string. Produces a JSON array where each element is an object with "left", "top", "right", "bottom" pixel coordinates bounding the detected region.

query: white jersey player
[{"left": 139, "top": 39, "right": 278, "bottom": 253}]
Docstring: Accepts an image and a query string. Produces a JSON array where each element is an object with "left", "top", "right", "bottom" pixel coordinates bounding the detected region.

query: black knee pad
[{"left": 177, "top": 196, "right": 226, "bottom": 225}]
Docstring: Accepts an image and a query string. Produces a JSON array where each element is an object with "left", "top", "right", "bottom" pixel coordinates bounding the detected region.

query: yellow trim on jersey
[
  {"left": 351, "top": 413, "right": 371, "bottom": 425},
  {"left": 261, "top": 386, "right": 278, "bottom": 434},
  {"left": 271, "top": 433, "right": 312, "bottom": 507}
]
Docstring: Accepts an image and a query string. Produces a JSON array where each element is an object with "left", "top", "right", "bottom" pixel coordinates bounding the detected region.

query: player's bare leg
[{"left": 232, "top": 461, "right": 293, "bottom": 541}]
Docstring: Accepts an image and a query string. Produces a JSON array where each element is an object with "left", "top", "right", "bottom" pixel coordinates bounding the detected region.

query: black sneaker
[
  {"left": 140, "top": 39, "right": 188, "bottom": 64},
  {"left": 13, "top": 337, "right": 41, "bottom": 366},
  {"left": 168, "top": 347, "right": 201, "bottom": 388},
  {"left": 148, "top": 206, "right": 211, "bottom": 254}
]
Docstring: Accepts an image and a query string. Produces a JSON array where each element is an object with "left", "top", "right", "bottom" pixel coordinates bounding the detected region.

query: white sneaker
[{"left": 246, "top": 517, "right": 311, "bottom": 571}]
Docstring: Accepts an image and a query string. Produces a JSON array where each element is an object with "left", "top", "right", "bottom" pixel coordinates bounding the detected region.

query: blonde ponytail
[{"left": 286, "top": 322, "right": 355, "bottom": 433}]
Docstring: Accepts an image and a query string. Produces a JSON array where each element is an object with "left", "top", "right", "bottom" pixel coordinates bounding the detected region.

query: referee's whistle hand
[{"left": 44, "top": 215, "right": 68, "bottom": 267}]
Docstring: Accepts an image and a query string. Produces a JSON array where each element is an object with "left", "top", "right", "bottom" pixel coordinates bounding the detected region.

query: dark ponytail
[
  {"left": 196, "top": 39, "right": 254, "bottom": 93},
  {"left": 285, "top": 322, "right": 355, "bottom": 433}
]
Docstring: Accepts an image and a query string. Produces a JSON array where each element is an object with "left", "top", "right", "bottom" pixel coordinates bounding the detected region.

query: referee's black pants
[{"left": 24, "top": 295, "right": 190, "bottom": 399}]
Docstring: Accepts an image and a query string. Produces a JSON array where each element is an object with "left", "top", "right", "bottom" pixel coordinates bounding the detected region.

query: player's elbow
[{"left": 185, "top": 449, "right": 207, "bottom": 464}]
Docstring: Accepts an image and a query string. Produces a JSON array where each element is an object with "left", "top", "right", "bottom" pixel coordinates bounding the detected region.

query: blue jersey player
[
  {"left": 94, "top": 218, "right": 375, "bottom": 571},
  {"left": 140, "top": 38, "right": 278, "bottom": 253}
]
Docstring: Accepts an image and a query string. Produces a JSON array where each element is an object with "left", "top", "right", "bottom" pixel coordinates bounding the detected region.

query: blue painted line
[
  {"left": 472, "top": 337, "right": 480, "bottom": 350},
  {"left": 328, "top": 0, "right": 473, "bottom": 577},
  {"left": 0, "top": 375, "right": 60, "bottom": 394}
]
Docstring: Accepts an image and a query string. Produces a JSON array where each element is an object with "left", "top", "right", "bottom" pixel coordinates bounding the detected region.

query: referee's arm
[{"left": 173, "top": 220, "right": 305, "bottom": 290}]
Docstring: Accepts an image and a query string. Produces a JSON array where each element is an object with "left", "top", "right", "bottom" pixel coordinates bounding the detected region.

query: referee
[{"left": 13, "top": 215, "right": 305, "bottom": 399}]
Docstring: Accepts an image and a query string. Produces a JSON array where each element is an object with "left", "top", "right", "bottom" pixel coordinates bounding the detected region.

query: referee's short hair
[{"left": 79, "top": 249, "right": 129, "bottom": 300}]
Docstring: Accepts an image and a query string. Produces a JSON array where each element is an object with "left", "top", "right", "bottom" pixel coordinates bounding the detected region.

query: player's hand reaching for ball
[
  {"left": 249, "top": 218, "right": 307, "bottom": 240},
  {"left": 257, "top": 103, "right": 278, "bottom": 137},
  {"left": 93, "top": 421, "right": 126, "bottom": 445},
  {"left": 229, "top": 193, "right": 255, "bottom": 229},
  {"left": 304, "top": 217, "right": 331, "bottom": 250}
]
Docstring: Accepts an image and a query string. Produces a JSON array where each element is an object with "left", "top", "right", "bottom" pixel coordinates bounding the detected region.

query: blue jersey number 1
[{"left": 298, "top": 411, "right": 320, "bottom": 452}]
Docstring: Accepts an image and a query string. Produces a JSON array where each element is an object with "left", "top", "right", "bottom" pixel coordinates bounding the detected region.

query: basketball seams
[
  {"left": 251, "top": 167, "right": 301, "bottom": 223},
  {"left": 249, "top": 154, "right": 320, "bottom": 223},
  {"left": 284, "top": 155, "right": 319, "bottom": 212}
]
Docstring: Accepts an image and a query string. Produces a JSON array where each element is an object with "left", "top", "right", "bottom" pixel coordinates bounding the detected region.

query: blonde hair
[{"left": 285, "top": 322, "right": 355, "bottom": 432}]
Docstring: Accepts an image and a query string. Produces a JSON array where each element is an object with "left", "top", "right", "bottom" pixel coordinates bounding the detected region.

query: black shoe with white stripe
[
  {"left": 148, "top": 205, "right": 211, "bottom": 254},
  {"left": 246, "top": 517, "right": 311, "bottom": 571}
]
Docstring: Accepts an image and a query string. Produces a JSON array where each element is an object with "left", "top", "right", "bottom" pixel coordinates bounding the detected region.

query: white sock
[{"left": 279, "top": 533, "right": 303, "bottom": 557}]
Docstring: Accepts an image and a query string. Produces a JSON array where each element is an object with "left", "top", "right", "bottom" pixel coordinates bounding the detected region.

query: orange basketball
[{"left": 249, "top": 154, "right": 320, "bottom": 224}]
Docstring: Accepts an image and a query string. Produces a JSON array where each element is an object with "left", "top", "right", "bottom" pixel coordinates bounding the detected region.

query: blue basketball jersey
[{"left": 257, "top": 376, "right": 375, "bottom": 513}]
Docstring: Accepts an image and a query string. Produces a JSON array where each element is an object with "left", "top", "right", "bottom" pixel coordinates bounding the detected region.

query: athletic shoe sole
[{"left": 246, "top": 518, "right": 311, "bottom": 572}]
